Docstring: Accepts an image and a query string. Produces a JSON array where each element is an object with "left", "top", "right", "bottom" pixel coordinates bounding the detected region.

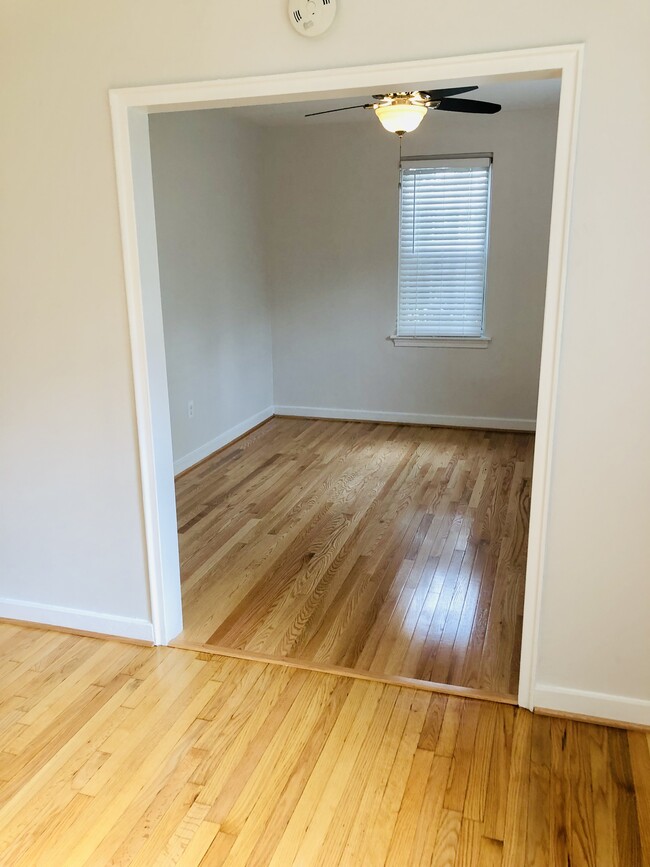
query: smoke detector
[{"left": 288, "top": 0, "right": 337, "bottom": 37}]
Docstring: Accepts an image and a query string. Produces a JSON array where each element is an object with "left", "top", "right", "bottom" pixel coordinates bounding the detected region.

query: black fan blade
[
  {"left": 436, "top": 97, "right": 501, "bottom": 114},
  {"left": 305, "top": 104, "right": 370, "bottom": 117},
  {"left": 420, "top": 86, "right": 479, "bottom": 100}
]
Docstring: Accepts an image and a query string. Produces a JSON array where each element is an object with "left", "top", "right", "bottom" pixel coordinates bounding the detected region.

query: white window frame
[{"left": 391, "top": 153, "right": 493, "bottom": 348}]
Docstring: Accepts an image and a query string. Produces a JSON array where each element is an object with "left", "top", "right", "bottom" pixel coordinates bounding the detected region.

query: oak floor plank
[
  {"left": 358, "top": 689, "right": 431, "bottom": 867},
  {"left": 435, "top": 696, "right": 465, "bottom": 759},
  {"left": 407, "top": 753, "right": 453, "bottom": 865},
  {"left": 464, "top": 701, "right": 498, "bottom": 822},
  {"left": 337, "top": 687, "right": 421, "bottom": 865},
  {"left": 455, "top": 817, "right": 488, "bottom": 867},
  {"left": 443, "top": 698, "right": 482, "bottom": 813},
  {"left": 418, "top": 692, "right": 448, "bottom": 752},
  {"left": 608, "top": 727, "right": 644, "bottom": 867},
  {"left": 501, "top": 708, "right": 533, "bottom": 867},
  {"left": 484, "top": 703, "right": 516, "bottom": 842},
  {"left": 430, "top": 808, "right": 463, "bottom": 866},
  {"left": 264, "top": 680, "right": 383, "bottom": 867},
  {"left": 525, "top": 714, "right": 552, "bottom": 866},
  {"left": 629, "top": 731, "right": 650, "bottom": 865},
  {"left": 384, "top": 746, "right": 435, "bottom": 865},
  {"left": 286, "top": 682, "right": 388, "bottom": 866},
  {"left": 568, "top": 718, "right": 598, "bottom": 867},
  {"left": 222, "top": 678, "right": 354, "bottom": 867},
  {"left": 587, "top": 724, "right": 617, "bottom": 867},
  {"left": 314, "top": 684, "right": 402, "bottom": 865},
  {"left": 174, "top": 816, "right": 220, "bottom": 867}
]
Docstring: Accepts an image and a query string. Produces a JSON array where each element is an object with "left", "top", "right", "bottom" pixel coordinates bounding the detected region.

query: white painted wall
[
  {"left": 149, "top": 111, "right": 273, "bottom": 474},
  {"left": 1, "top": 2, "right": 649, "bottom": 722},
  {"left": 265, "top": 107, "right": 558, "bottom": 427}
]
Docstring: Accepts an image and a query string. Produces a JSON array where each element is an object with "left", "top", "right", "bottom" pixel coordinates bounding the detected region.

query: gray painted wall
[
  {"left": 264, "top": 107, "right": 558, "bottom": 424},
  {"left": 149, "top": 110, "right": 273, "bottom": 470}
]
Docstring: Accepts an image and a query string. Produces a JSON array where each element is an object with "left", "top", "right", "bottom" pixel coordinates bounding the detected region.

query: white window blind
[{"left": 397, "top": 155, "right": 491, "bottom": 338}]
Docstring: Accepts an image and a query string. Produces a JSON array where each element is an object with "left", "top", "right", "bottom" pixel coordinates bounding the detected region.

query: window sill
[{"left": 388, "top": 335, "right": 491, "bottom": 349}]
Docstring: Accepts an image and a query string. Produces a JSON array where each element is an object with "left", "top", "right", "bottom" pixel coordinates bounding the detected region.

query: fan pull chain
[{"left": 398, "top": 134, "right": 403, "bottom": 188}]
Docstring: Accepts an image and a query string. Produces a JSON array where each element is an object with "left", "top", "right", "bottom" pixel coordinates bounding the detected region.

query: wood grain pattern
[
  {"left": 0, "top": 623, "right": 648, "bottom": 865},
  {"left": 174, "top": 417, "right": 534, "bottom": 698}
]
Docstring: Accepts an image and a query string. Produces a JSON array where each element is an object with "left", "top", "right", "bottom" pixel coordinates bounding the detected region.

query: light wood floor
[
  {"left": 0, "top": 623, "right": 648, "bottom": 865},
  {"left": 175, "top": 418, "right": 533, "bottom": 698}
]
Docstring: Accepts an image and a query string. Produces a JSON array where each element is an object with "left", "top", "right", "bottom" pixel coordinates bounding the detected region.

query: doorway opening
[{"left": 109, "top": 46, "right": 583, "bottom": 708}]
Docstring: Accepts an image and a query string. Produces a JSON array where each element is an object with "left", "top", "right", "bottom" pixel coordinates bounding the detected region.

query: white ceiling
[{"left": 228, "top": 77, "right": 561, "bottom": 127}]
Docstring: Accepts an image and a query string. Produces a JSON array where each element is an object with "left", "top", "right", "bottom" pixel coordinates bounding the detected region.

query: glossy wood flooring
[
  {"left": 0, "top": 624, "right": 648, "bottom": 865},
  {"left": 175, "top": 418, "right": 533, "bottom": 698}
]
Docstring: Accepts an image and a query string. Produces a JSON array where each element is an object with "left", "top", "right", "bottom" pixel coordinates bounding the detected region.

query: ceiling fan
[{"left": 305, "top": 87, "right": 501, "bottom": 136}]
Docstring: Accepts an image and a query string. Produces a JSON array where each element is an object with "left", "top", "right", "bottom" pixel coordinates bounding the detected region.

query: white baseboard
[
  {"left": 173, "top": 406, "right": 275, "bottom": 475},
  {"left": 534, "top": 684, "right": 650, "bottom": 727},
  {"left": 274, "top": 405, "right": 536, "bottom": 432},
  {"left": 0, "top": 597, "right": 154, "bottom": 642},
  {"left": 173, "top": 406, "right": 534, "bottom": 476}
]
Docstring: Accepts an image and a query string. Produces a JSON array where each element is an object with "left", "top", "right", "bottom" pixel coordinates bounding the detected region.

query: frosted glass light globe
[{"left": 374, "top": 103, "right": 428, "bottom": 135}]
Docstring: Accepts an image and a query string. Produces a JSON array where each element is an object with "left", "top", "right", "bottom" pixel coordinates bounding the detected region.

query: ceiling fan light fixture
[{"left": 374, "top": 102, "right": 428, "bottom": 135}]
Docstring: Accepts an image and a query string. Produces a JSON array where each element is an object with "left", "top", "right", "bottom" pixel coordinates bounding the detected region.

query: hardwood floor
[
  {"left": 175, "top": 418, "right": 533, "bottom": 698},
  {"left": 0, "top": 623, "right": 647, "bottom": 865}
]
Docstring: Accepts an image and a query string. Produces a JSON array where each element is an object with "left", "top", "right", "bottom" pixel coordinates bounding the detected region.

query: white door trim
[{"left": 109, "top": 44, "right": 584, "bottom": 708}]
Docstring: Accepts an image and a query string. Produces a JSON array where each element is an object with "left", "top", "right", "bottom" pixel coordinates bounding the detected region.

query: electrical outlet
[{"left": 188, "top": 400, "right": 194, "bottom": 419}]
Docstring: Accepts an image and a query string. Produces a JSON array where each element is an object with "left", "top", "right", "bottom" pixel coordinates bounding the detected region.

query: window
[{"left": 395, "top": 155, "right": 492, "bottom": 344}]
